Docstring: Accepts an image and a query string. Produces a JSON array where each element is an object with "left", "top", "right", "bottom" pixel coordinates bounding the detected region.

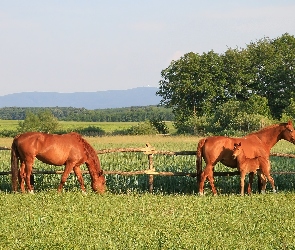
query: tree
[
  {"left": 157, "top": 51, "right": 229, "bottom": 132},
  {"left": 157, "top": 33, "right": 295, "bottom": 133},
  {"left": 18, "top": 110, "right": 59, "bottom": 133},
  {"left": 246, "top": 33, "right": 295, "bottom": 118}
]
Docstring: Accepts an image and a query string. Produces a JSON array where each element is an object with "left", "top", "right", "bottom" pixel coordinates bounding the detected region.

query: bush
[
  {"left": 55, "top": 126, "right": 106, "bottom": 137},
  {"left": 175, "top": 115, "right": 210, "bottom": 135},
  {"left": 150, "top": 119, "right": 169, "bottom": 134},
  {"left": 0, "top": 129, "right": 19, "bottom": 138},
  {"left": 117, "top": 121, "right": 158, "bottom": 135}
]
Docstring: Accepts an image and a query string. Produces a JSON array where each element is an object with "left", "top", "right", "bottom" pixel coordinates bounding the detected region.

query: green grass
[
  {"left": 0, "top": 192, "right": 295, "bottom": 249},
  {"left": 0, "top": 120, "right": 20, "bottom": 130},
  {"left": 1, "top": 135, "right": 295, "bottom": 248}
]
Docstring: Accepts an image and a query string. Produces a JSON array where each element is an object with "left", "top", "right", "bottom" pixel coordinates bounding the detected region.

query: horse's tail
[
  {"left": 196, "top": 138, "right": 206, "bottom": 179},
  {"left": 11, "top": 139, "right": 19, "bottom": 192}
]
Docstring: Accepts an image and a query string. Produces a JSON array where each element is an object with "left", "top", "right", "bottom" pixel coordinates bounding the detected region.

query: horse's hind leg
[
  {"left": 261, "top": 160, "right": 276, "bottom": 193},
  {"left": 207, "top": 170, "right": 217, "bottom": 196},
  {"left": 199, "top": 164, "right": 216, "bottom": 195},
  {"left": 18, "top": 162, "right": 26, "bottom": 193},
  {"left": 198, "top": 171, "right": 207, "bottom": 195},
  {"left": 257, "top": 169, "right": 267, "bottom": 193},
  {"left": 24, "top": 159, "right": 34, "bottom": 194},
  {"left": 266, "top": 174, "right": 276, "bottom": 193},
  {"left": 73, "top": 166, "right": 86, "bottom": 194},
  {"left": 262, "top": 169, "right": 276, "bottom": 193},
  {"left": 247, "top": 172, "right": 254, "bottom": 194}
]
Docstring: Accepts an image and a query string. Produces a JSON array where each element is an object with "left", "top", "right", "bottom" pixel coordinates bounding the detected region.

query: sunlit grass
[
  {"left": 1, "top": 135, "right": 295, "bottom": 248},
  {"left": 0, "top": 192, "right": 295, "bottom": 249}
]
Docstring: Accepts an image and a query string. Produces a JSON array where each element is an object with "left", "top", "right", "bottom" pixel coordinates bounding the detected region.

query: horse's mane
[
  {"left": 249, "top": 122, "right": 287, "bottom": 136},
  {"left": 70, "top": 132, "right": 99, "bottom": 163}
]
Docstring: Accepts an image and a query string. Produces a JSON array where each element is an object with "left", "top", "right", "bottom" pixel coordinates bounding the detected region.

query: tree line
[
  {"left": 157, "top": 33, "right": 295, "bottom": 134},
  {"left": 0, "top": 106, "right": 174, "bottom": 122}
]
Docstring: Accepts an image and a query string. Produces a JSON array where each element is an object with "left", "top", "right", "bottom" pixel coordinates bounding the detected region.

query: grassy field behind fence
[
  {"left": 0, "top": 120, "right": 177, "bottom": 134},
  {"left": 1, "top": 129, "right": 295, "bottom": 248}
]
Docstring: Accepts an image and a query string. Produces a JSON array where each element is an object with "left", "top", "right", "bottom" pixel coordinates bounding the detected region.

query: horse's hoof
[
  {"left": 28, "top": 190, "right": 34, "bottom": 195},
  {"left": 82, "top": 191, "right": 87, "bottom": 196},
  {"left": 198, "top": 192, "right": 204, "bottom": 196}
]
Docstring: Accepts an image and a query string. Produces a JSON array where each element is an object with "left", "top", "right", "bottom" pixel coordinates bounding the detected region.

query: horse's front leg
[
  {"left": 240, "top": 171, "right": 246, "bottom": 196},
  {"left": 58, "top": 163, "right": 74, "bottom": 192},
  {"left": 73, "top": 165, "right": 86, "bottom": 194}
]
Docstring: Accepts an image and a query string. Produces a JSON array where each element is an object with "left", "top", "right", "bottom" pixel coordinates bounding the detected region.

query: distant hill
[{"left": 0, "top": 87, "right": 161, "bottom": 109}]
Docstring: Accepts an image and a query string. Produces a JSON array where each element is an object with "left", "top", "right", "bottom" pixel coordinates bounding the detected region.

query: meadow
[
  {"left": 0, "top": 120, "right": 177, "bottom": 135},
  {"left": 1, "top": 123, "right": 295, "bottom": 248}
]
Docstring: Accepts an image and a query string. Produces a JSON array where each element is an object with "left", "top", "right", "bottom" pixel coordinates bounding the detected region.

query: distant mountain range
[{"left": 0, "top": 87, "right": 162, "bottom": 109}]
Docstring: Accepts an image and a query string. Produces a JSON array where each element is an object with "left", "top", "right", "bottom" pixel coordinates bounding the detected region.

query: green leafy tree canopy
[{"left": 18, "top": 110, "right": 59, "bottom": 133}]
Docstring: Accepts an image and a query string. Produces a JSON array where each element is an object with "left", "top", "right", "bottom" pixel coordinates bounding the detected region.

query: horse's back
[
  {"left": 14, "top": 132, "right": 46, "bottom": 152},
  {"left": 13, "top": 132, "right": 85, "bottom": 165}
]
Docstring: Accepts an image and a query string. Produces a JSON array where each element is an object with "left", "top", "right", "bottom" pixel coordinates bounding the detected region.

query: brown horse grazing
[
  {"left": 11, "top": 132, "right": 106, "bottom": 194},
  {"left": 197, "top": 121, "right": 295, "bottom": 195},
  {"left": 232, "top": 142, "right": 276, "bottom": 195}
]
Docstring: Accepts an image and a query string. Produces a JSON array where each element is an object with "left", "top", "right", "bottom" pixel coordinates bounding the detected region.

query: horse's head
[
  {"left": 281, "top": 120, "right": 295, "bottom": 144},
  {"left": 232, "top": 142, "right": 242, "bottom": 159},
  {"left": 92, "top": 170, "right": 106, "bottom": 194}
]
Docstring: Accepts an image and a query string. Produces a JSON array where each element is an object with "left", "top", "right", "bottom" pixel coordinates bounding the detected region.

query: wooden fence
[{"left": 1, "top": 143, "right": 295, "bottom": 192}]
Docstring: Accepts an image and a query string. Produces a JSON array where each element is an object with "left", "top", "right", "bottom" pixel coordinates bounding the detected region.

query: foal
[{"left": 232, "top": 142, "right": 276, "bottom": 195}]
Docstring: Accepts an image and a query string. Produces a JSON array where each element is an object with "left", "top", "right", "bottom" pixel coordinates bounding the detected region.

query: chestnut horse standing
[
  {"left": 232, "top": 142, "right": 276, "bottom": 195},
  {"left": 197, "top": 121, "right": 295, "bottom": 195},
  {"left": 11, "top": 132, "right": 106, "bottom": 194}
]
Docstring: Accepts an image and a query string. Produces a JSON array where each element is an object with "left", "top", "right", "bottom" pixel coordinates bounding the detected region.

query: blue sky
[{"left": 1, "top": 1, "right": 295, "bottom": 96}]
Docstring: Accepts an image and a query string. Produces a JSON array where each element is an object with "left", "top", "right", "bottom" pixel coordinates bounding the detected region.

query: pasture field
[
  {"left": 0, "top": 135, "right": 295, "bottom": 248},
  {"left": 0, "top": 120, "right": 138, "bottom": 133},
  {"left": 1, "top": 192, "right": 295, "bottom": 249},
  {"left": 0, "top": 120, "right": 177, "bottom": 134},
  {"left": 0, "top": 120, "right": 19, "bottom": 131}
]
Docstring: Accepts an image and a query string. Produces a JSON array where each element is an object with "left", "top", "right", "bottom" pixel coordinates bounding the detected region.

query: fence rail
[{"left": 1, "top": 143, "right": 295, "bottom": 192}]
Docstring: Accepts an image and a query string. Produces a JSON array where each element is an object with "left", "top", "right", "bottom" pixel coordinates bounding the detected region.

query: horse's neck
[
  {"left": 253, "top": 126, "right": 282, "bottom": 150},
  {"left": 237, "top": 151, "right": 247, "bottom": 163}
]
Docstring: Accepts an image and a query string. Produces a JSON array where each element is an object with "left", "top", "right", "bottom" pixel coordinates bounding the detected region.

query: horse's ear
[
  {"left": 238, "top": 142, "right": 241, "bottom": 146},
  {"left": 288, "top": 120, "right": 292, "bottom": 125}
]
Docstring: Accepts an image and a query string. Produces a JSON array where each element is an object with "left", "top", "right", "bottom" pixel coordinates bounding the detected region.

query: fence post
[{"left": 148, "top": 154, "right": 154, "bottom": 193}]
